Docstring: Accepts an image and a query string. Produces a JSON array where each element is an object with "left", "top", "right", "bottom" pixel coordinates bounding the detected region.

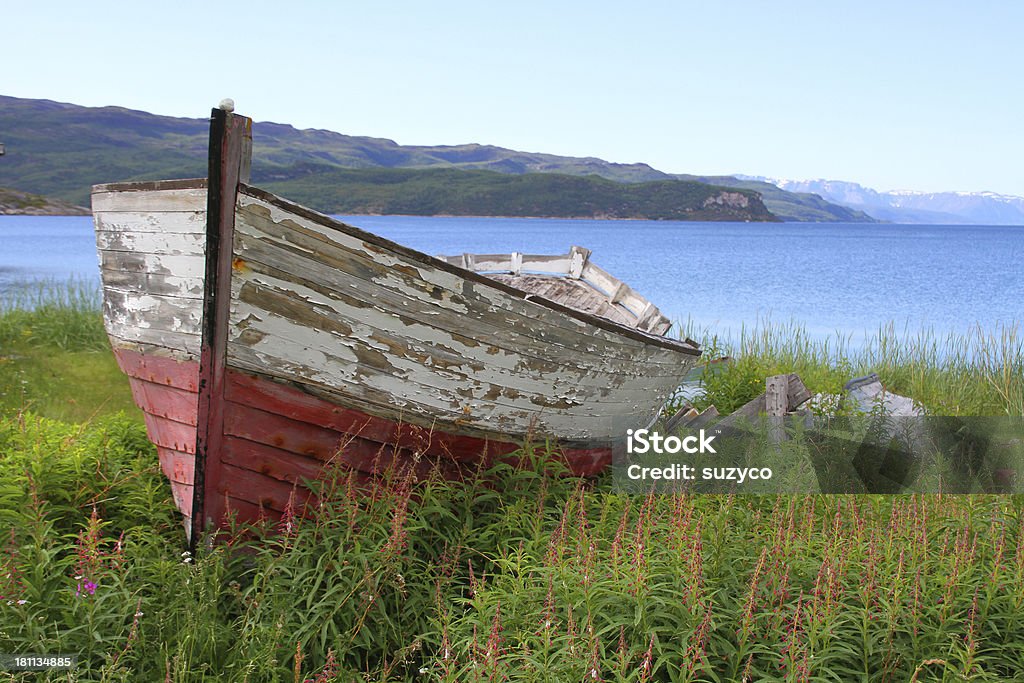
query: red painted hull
[{"left": 113, "top": 348, "right": 611, "bottom": 528}]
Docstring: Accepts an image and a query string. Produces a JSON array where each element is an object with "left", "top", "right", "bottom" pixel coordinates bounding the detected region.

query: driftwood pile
[{"left": 666, "top": 370, "right": 923, "bottom": 438}]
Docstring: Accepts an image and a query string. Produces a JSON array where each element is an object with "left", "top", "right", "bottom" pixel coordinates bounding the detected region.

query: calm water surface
[{"left": 2, "top": 214, "right": 1022, "bottom": 346}]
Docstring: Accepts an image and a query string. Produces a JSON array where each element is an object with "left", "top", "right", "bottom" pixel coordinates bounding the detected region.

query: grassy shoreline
[{"left": 2, "top": 285, "right": 1023, "bottom": 680}]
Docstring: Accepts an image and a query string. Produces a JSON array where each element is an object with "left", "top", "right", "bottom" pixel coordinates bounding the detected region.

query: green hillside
[
  {"left": 0, "top": 95, "right": 870, "bottom": 221},
  {"left": 255, "top": 165, "right": 778, "bottom": 221}
]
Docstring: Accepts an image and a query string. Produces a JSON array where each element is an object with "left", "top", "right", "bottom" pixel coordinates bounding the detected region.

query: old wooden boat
[{"left": 92, "top": 106, "right": 701, "bottom": 541}]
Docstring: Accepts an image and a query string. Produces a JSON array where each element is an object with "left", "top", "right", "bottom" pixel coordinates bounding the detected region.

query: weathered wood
[
  {"left": 92, "top": 186, "right": 207, "bottom": 213},
  {"left": 93, "top": 178, "right": 207, "bottom": 195},
  {"left": 685, "top": 405, "right": 720, "bottom": 429},
  {"left": 94, "top": 210, "right": 207, "bottom": 235},
  {"left": 96, "top": 229, "right": 205, "bottom": 255},
  {"left": 102, "top": 287, "right": 204, "bottom": 336},
  {"left": 224, "top": 369, "right": 515, "bottom": 461},
  {"left": 108, "top": 328, "right": 202, "bottom": 357},
  {"left": 101, "top": 270, "right": 204, "bottom": 299},
  {"left": 99, "top": 250, "right": 206, "bottom": 279},
  {"left": 193, "top": 108, "right": 252, "bottom": 546},
  {"left": 786, "top": 374, "right": 812, "bottom": 410},
  {"left": 227, "top": 278, "right": 677, "bottom": 424},
  {"left": 487, "top": 274, "right": 637, "bottom": 328},
  {"left": 128, "top": 378, "right": 199, "bottom": 427},
  {"left": 158, "top": 447, "right": 195, "bottom": 485},
  {"left": 111, "top": 348, "right": 199, "bottom": 391},
  {"left": 231, "top": 206, "right": 688, "bottom": 372},
  {"left": 141, "top": 412, "right": 197, "bottom": 454},
  {"left": 91, "top": 112, "right": 703, "bottom": 537},
  {"left": 234, "top": 199, "right": 688, "bottom": 367},
  {"left": 243, "top": 187, "right": 697, "bottom": 355},
  {"left": 568, "top": 245, "right": 590, "bottom": 279},
  {"left": 664, "top": 404, "right": 720, "bottom": 433},
  {"left": 766, "top": 374, "right": 788, "bottom": 442}
]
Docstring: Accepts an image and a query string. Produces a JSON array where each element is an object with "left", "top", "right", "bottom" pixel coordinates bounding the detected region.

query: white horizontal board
[
  {"left": 92, "top": 188, "right": 207, "bottom": 213},
  {"left": 94, "top": 210, "right": 207, "bottom": 235}
]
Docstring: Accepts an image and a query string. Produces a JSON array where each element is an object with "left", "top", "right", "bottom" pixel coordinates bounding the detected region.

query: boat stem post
[{"left": 191, "top": 107, "right": 252, "bottom": 550}]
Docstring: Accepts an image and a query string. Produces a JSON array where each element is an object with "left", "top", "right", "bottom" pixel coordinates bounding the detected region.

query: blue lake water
[{"left": 2, "top": 214, "right": 1022, "bottom": 348}]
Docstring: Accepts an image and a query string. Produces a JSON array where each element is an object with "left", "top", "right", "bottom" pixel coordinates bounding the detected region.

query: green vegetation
[
  {"left": 0, "top": 280, "right": 138, "bottom": 422},
  {"left": 259, "top": 166, "right": 777, "bottom": 221},
  {"left": 0, "top": 95, "right": 865, "bottom": 222},
  {"left": 2, "top": 285, "right": 1024, "bottom": 680},
  {"left": 687, "top": 319, "right": 1023, "bottom": 416}
]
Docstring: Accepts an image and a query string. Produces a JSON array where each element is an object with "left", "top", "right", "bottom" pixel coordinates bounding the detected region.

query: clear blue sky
[{"left": 6, "top": 0, "right": 1022, "bottom": 195}]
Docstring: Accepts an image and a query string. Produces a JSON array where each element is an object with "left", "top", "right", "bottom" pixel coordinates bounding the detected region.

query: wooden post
[
  {"left": 568, "top": 245, "right": 591, "bottom": 279},
  {"left": 766, "top": 374, "right": 789, "bottom": 443},
  {"left": 191, "top": 106, "right": 252, "bottom": 550}
]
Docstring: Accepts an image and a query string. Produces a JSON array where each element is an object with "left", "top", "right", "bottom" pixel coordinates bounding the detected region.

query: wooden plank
[
  {"left": 93, "top": 178, "right": 207, "bottom": 194},
  {"left": 94, "top": 210, "right": 206, "bottom": 235},
  {"left": 112, "top": 348, "right": 200, "bottom": 391},
  {"left": 96, "top": 229, "right": 205, "bottom": 256},
  {"left": 99, "top": 250, "right": 206, "bottom": 279},
  {"left": 484, "top": 274, "right": 638, "bottom": 328},
  {"left": 685, "top": 405, "right": 720, "bottom": 429},
  {"left": 786, "top": 374, "right": 812, "bottom": 410},
  {"left": 223, "top": 369, "right": 518, "bottom": 462},
  {"left": 568, "top": 245, "right": 590, "bottom": 279},
  {"left": 101, "top": 270, "right": 205, "bottom": 299},
  {"left": 221, "top": 433, "right": 331, "bottom": 485},
  {"left": 127, "top": 377, "right": 199, "bottom": 427},
  {"left": 217, "top": 463, "right": 315, "bottom": 514},
  {"left": 579, "top": 261, "right": 622, "bottom": 298},
  {"left": 766, "top": 375, "right": 788, "bottom": 442},
  {"left": 465, "top": 254, "right": 513, "bottom": 272},
  {"left": 142, "top": 412, "right": 197, "bottom": 454},
  {"left": 228, "top": 278, "right": 677, "bottom": 416},
  {"left": 158, "top": 447, "right": 195, "bottom": 485},
  {"left": 92, "top": 186, "right": 207, "bottom": 213},
  {"left": 107, "top": 328, "right": 202, "bottom": 357},
  {"left": 223, "top": 400, "right": 346, "bottom": 461},
  {"left": 519, "top": 253, "right": 572, "bottom": 274},
  {"left": 102, "top": 287, "right": 204, "bottom": 337}
]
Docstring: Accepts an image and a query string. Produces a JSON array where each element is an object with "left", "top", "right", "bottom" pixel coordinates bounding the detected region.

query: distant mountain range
[
  {"left": 740, "top": 176, "right": 1024, "bottom": 225},
  {"left": 0, "top": 95, "right": 865, "bottom": 222}
]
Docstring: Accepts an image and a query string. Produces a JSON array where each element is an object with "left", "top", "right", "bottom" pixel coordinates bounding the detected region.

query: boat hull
[
  {"left": 112, "top": 347, "right": 611, "bottom": 528},
  {"left": 93, "top": 109, "right": 700, "bottom": 538}
]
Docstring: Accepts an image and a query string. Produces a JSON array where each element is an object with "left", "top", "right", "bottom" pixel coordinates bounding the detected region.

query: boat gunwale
[{"left": 91, "top": 178, "right": 700, "bottom": 356}]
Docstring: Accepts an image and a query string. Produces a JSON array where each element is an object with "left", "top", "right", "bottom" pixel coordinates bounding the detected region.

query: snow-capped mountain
[{"left": 737, "top": 177, "right": 1024, "bottom": 225}]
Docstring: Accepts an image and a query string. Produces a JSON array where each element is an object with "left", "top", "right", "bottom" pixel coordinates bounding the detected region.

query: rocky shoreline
[{"left": 0, "top": 187, "right": 89, "bottom": 215}]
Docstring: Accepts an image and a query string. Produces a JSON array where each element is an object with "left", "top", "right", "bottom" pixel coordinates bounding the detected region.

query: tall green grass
[
  {"left": 3, "top": 414, "right": 1024, "bottom": 681},
  {"left": 0, "top": 278, "right": 106, "bottom": 352},
  {"left": 0, "top": 278, "right": 136, "bottom": 421},
  {"left": 684, "top": 319, "right": 1024, "bottom": 416}
]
